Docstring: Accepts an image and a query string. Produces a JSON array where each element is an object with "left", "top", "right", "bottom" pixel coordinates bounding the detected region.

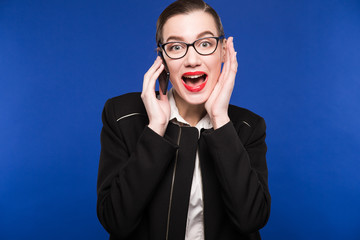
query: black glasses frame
[{"left": 158, "top": 35, "right": 225, "bottom": 60}]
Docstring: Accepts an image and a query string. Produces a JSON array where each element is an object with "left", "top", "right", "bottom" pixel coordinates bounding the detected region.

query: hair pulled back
[{"left": 156, "top": 0, "right": 224, "bottom": 44}]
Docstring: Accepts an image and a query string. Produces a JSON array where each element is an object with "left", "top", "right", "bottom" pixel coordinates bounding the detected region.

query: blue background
[{"left": 1, "top": 0, "right": 359, "bottom": 239}]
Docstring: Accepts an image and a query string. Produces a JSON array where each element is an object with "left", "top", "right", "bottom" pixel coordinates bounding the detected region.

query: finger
[
  {"left": 229, "top": 39, "right": 238, "bottom": 72},
  {"left": 143, "top": 57, "right": 162, "bottom": 87},
  {"left": 228, "top": 39, "right": 238, "bottom": 81},
  {"left": 224, "top": 39, "right": 236, "bottom": 78},
  {"left": 142, "top": 57, "right": 163, "bottom": 93},
  {"left": 145, "top": 56, "right": 162, "bottom": 76},
  {"left": 224, "top": 37, "right": 236, "bottom": 80},
  {"left": 219, "top": 37, "right": 232, "bottom": 85},
  {"left": 218, "top": 38, "right": 236, "bottom": 98},
  {"left": 210, "top": 79, "right": 222, "bottom": 100},
  {"left": 145, "top": 63, "right": 164, "bottom": 94}
]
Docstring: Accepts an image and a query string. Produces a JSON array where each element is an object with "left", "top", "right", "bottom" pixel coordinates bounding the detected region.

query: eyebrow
[{"left": 165, "top": 31, "right": 215, "bottom": 43}]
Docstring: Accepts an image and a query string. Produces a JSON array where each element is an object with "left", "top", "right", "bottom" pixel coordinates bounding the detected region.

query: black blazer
[{"left": 97, "top": 92, "right": 271, "bottom": 240}]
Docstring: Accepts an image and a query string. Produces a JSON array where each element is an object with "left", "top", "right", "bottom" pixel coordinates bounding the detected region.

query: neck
[{"left": 173, "top": 91, "right": 206, "bottom": 127}]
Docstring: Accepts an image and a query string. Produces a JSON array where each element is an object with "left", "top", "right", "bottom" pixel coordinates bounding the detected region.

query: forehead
[{"left": 162, "top": 11, "right": 218, "bottom": 42}]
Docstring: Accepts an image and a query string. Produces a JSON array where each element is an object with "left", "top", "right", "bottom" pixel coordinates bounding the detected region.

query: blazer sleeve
[
  {"left": 96, "top": 99, "right": 178, "bottom": 238},
  {"left": 201, "top": 118, "right": 270, "bottom": 233}
]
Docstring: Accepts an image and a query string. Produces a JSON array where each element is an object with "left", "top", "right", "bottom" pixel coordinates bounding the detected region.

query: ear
[{"left": 221, "top": 38, "right": 227, "bottom": 63}]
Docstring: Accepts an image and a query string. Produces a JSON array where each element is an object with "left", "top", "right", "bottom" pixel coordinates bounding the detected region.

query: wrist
[
  {"left": 211, "top": 115, "right": 230, "bottom": 129},
  {"left": 148, "top": 122, "right": 168, "bottom": 136}
]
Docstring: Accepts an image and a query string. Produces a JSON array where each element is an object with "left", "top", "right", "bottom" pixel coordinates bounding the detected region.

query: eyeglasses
[{"left": 158, "top": 35, "right": 225, "bottom": 59}]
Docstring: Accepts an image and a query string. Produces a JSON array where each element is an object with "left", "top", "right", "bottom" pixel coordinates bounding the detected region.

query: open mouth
[{"left": 181, "top": 71, "right": 208, "bottom": 92}]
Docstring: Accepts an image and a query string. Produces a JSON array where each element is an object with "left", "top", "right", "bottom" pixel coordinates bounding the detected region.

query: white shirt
[{"left": 168, "top": 89, "right": 212, "bottom": 240}]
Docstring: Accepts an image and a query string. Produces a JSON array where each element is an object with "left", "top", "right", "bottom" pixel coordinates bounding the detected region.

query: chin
[
  {"left": 172, "top": 75, "right": 216, "bottom": 106},
  {"left": 179, "top": 89, "right": 211, "bottom": 106}
]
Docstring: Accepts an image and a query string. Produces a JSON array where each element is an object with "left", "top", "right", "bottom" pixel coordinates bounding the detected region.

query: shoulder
[
  {"left": 227, "top": 104, "right": 266, "bottom": 144},
  {"left": 103, "top": 92, "right": 148, "bottom": 122},
  {"left": 228, "top": 104, "right": 266, "bottom": 130}
]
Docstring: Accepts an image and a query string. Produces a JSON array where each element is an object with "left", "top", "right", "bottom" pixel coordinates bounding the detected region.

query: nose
[{"left": 183, "top": 46, "right": 201, "bottom": 67}]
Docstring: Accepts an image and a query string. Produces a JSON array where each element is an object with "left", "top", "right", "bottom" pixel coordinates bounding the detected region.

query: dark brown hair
[{"left": 156, "top": 0, "right": 224, "bottom": 44}]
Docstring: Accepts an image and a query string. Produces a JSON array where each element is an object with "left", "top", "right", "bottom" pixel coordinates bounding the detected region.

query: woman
[{"left": 97, "top": 0, "right": 271, "bottom": 239}]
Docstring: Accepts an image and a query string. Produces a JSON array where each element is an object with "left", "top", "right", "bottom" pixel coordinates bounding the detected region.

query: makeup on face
[
  {"left": 161, "top": 11, "right": 223, "bottom": 106},
  {"left": 181, "top": 71, "right": 208, "bottom": 92}
]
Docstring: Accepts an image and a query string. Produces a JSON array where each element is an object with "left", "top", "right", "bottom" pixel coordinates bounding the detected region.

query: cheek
[
  {"left": 209, "top": 59, "right": 222, "bottom": 80},
  {"left": 210, "top": 51, "right": 223, "bottom": 71},
  {"left": 167, "top": 60, "right": 181, "bottom": 77}
]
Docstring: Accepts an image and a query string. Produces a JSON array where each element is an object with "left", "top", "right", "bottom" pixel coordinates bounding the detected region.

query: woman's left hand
[{"left": 205, "top": 36, "right": 238, "bottom": 129}]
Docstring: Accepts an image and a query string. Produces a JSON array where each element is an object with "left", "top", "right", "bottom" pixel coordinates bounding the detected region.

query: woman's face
[{"left": 161, "top": 11, "right": 225, "bottom": 107}]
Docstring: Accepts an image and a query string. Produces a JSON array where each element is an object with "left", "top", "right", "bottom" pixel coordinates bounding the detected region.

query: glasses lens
[
  {"left": 164, "top": 42, "right": 187, "bottom": 59},
  {"left": 163, "top": 37, "right": 220, "bottom": 59},
  {"left": 194, "top": 37, "right": 218, "bottom": 55}
]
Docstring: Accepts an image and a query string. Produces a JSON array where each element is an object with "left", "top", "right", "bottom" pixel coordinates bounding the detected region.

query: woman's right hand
[{"left": 141, "top": 56, "right": 170, "bottom": 136}]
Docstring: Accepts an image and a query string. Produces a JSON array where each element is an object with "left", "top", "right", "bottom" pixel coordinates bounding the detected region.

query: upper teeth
[{"left": 183, "top": 74, "right": 204, "bottom": 79}]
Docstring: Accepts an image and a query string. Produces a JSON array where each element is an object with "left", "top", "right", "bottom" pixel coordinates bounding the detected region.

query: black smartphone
[{"left": 158, "top": 51, "right": 170, "bottom": 95}]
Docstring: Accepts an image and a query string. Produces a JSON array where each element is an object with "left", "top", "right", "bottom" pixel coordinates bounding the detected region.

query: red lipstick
[
  {"left": 182, "top": 71, "right": 206, "bottom": 76},
  {"left": 182, "top": 71, "right": 207, "bottom": 92}
]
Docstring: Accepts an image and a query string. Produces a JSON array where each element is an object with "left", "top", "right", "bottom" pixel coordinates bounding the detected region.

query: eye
[
  {"left": 200, "top": 42, "right": 211, "bottom": 47},
  {"left": 166, "top": 43, "right": 185, "bottom": 52},
  {"left": 197, "top": 39, "right": 214, "bottom": 49},
  {"left": 171, "top": 45, "right": 182, "bottom": 51}
]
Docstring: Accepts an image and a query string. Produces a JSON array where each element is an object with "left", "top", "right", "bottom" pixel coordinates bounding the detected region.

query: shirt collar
[{"left": 168, "top": 88, "right": 213, "bottom": 132}]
